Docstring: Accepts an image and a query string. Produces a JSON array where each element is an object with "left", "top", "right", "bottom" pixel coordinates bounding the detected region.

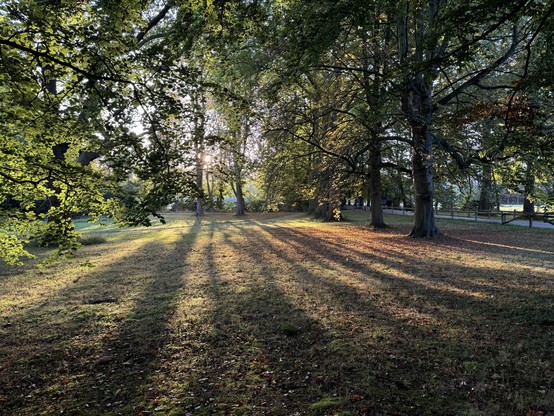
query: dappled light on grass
[
  {"left": 1, "top": 213, "right": 553, "bottom": 415},
  {"left": 0, "top": 238, "right": 155, "bottom": 319},
  {"left": 0, "top": 229, "right": 197, "bottom": 415}
]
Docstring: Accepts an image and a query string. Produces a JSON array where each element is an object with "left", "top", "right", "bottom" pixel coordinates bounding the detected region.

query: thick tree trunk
[
  {"left": 368, "top": 145, "right": 385, "bottom": 228},
  {"left": 315, "top": 201, "right": 339, "bottom": 221},
  {"left": 216, "top": 185, "right": 224, "bottom": 210},
  {"left": 478, "top": 162, "right": 493, "bottom": 213},
  {"left": 234, "top": 180, "right": 246, "bottom": 216},
  {"left": 402, "top": 77, "right": 438, "bottom": 237},
  {"left": 231, "top": 159, "right": 246, "bottom": 216},
  {"left": 523, "top": 161, "right": 535, "bottom": 214},
  {"left": 312, "top": 179, "right": 340, "bottom": 221},
  {"left": 409, "top": 125, "right": 438, "bottom": 237},
  {"left": 308, "top": 199, "right": 318, "bottom": 215}
]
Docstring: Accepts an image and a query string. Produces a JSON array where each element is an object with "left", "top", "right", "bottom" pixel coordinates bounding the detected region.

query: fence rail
[{"left": 382, "top": 206, "right": 554, "bottom": 228}]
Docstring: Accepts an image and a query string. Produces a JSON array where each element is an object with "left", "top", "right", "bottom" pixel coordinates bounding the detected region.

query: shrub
[{"left": 79, "top": 235, "right": 107, "bottom": 245}]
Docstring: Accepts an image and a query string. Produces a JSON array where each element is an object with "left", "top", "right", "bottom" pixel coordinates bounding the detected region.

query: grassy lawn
[{"left": 0, "top": 212, "right": 553, "bottom": 415}]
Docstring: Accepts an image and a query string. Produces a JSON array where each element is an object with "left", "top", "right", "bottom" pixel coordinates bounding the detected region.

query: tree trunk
[
  {"left": 217, "top": 184, "right": 224, "bottom": 209},
  {"left": 402, "top": 78, "right": 438, "bottom": 237},
  {"left": 409, "top": 125, "right": 438, "bottom": 237},
  {"left": 368, "top": 145, "right": 385, "bottom": 228},
  {"left": 523, "top": 161, "right": 535, "bottom": 214},
  {"left": 195, "top": 159, "right": 204, "bottom": 217},
  {"left": 397, "top": 3, "right": 439, "bottom": 237},
  {"left": 231, "top": 157, "right": 246, "bottom": 216},
  {"left": 493, "top": 171, "right": 501, "bottom": 211},
  {"left": 308, "top": 199, "right": 318, "bottom": 215},
  {"left": 478, "top": 162, "right": 493, "bottom": 213},
  {"left": 193, "top": 91, "right": 206, "bottom": 216},
  {"left": 397, "top": 171, "right": 409, "bottom": 208},
  {"left": 312, "top": 178, "right": 341, "bottom": 221},
  {"left": 205, "top": 172, "right": 214, "bottom": 209},
  {"left": 235, "top": 180, "right": 246, "bottom": 216}
]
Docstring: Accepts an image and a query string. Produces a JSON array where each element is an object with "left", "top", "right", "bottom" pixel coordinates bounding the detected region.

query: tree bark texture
[
  {"left": 234, "top": 181, "right": 246, "bottom": 216},
  {"left": 409, "top": 125, "right": 438, "bottom": 237},
  {"left": 478, "top": 162, "right": 494, "bottom": 212},
  {"left": 402, "top": 78, "right": 439, "bottom": 237},
  {"left": 368, "top": 145, "right": 385, "bottom": 228}
]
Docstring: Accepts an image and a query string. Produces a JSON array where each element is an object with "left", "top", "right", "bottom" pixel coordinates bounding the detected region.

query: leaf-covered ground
[{"left": 0, "top": 212, "right": 553, "bottom": 415}]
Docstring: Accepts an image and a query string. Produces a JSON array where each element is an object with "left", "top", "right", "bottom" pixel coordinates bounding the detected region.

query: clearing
[{"left": 0, "top": 212, "right": 553, "bottom": 415}]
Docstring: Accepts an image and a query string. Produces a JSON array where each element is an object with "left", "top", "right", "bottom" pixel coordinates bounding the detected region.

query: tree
[
  {"left": 0, "top": 0, "right": 215, "bottom": 264},
  {"left": 263, "top": 0, "right": 548, "bottom": 235}
]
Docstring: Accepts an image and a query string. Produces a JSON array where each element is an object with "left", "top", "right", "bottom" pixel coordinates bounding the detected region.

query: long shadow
[
  {"left": 288, "top": 224, "right": 553, "bottom": 346},
  {"left": 169, "top": 224, "right": 386, "bottom": 415},
  {"left": 0, "top": 228, "right": 198, "bottom": 415},
  {"left": 161, "top": 221, "right": 488, "bottom": 415},
  {"left": 273, "top": 224, "right": 553, "bottom": 316},
  {"left": 432, "top": 220, "right": 554, "bottom": 262},
  {"left": 245, "top": 222, "right": 554, "bottom": 415}
]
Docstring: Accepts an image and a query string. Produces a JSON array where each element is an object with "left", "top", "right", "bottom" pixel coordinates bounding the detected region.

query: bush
[{"left": 79, "top": 235, "right": 107, "bottom": 245}]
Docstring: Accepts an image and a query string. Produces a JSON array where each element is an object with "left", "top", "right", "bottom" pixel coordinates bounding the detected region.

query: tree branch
[
  {"left": 136, "top": 2, "right": 174, "bottom": 43},
  {"left": 437, "top": 27, "right": 520, "bottom": 106},
  {"left": 0, "top": 39, "right": 133, "bottom": 84}
]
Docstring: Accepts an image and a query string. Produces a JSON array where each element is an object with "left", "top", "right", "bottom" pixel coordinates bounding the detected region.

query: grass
[{"left": 0, "top": 211, "right": 553, "bottom": 415}]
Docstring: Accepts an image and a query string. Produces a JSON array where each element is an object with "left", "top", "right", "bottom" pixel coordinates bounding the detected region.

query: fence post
[
  {"left": 529, "top": 214, "right": 533, "bottom": 228},
  {"left": 475, "top": 208, "right": 478, "bottom": 221},
  {"left": 513, "top": 209, "right": 516, "bottom": 220},
  {"left": 451, "top": 208, "right": 454, "bottom": 219}
]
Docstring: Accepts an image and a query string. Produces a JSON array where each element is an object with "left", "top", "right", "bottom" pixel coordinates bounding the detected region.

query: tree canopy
[{"left": 1, "top": 0, "right": 553, "bottom": 264}]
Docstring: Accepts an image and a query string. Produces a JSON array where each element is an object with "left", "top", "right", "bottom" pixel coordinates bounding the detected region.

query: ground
[{"left": 0, "top": 212, "right": 553, "bottom": 415}]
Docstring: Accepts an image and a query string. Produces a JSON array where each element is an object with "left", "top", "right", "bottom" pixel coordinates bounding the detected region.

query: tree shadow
[
  {"left": 0, "top": 229, "right": 198, "bottom": 415},
  {"left": 2, "top": 218, "right": 552, "bottom": 415},
  {"left": 242, "top": 222, "right": 554, "bottom": 415},
  {"left": 167, "top": 224, "right": 385, "bottom": 415},
  {"left": 272, "top": 224, "right": 553, "bottom": 313}
]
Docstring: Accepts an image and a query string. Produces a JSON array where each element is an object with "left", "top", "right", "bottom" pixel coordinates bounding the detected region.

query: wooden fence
[{"left": 382, "top": 206, "right": 554, "bottom": 228}]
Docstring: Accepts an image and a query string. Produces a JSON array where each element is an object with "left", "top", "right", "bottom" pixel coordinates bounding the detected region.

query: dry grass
[{"left": 0, "top": 212, "right": 552, "bottom": 415}]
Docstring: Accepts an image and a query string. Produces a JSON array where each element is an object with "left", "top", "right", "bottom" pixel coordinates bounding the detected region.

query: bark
[
  {"left": 478, "top": 162, "right": 494, "bottom": 212},
  {"left": 308, "top": 199, "right": 318, "bottom": 215},
  {"left": 361, "top": 25, "right": 387, "bottom": 228},
  {"left": 192, "top": 90, "right": 206, "bottom": 216},
  {"left": 523, "top": 161, "right": 535, "bottom": 214},
  {"left": 314, "top": 201, "right": 339, "bottom": 221},
  {"left": 397, "top": 171, "right": 409, "bottom": 208},
  {"left": 368, "top": 145, "right": 385, "bottom": 228},
  {"left": 402, "top": 77, "right": 438, "bottom": 237},
  {"left": 195, "top": 154, "right": 204, "bottom": 216},
  {"left": 312, "top": 178, "right": 340, "bottom": 221},
  {"left": 493, "top": 173, "right": 501, "bottom": 211},
  {"left": 234, "top": 180, "right": 246, "bottom": 216},
  {"left": 205, "top": 173, "right": 214, "bottom": 209},
  {"left": 409, "top": 124, "right": 438, "bottom": 237},
  {"left": 217, "top": 185, "right": 224, "bottom": 210},
  {"left": 398, "top": 3, "right": 438, "bottom": 237}
]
